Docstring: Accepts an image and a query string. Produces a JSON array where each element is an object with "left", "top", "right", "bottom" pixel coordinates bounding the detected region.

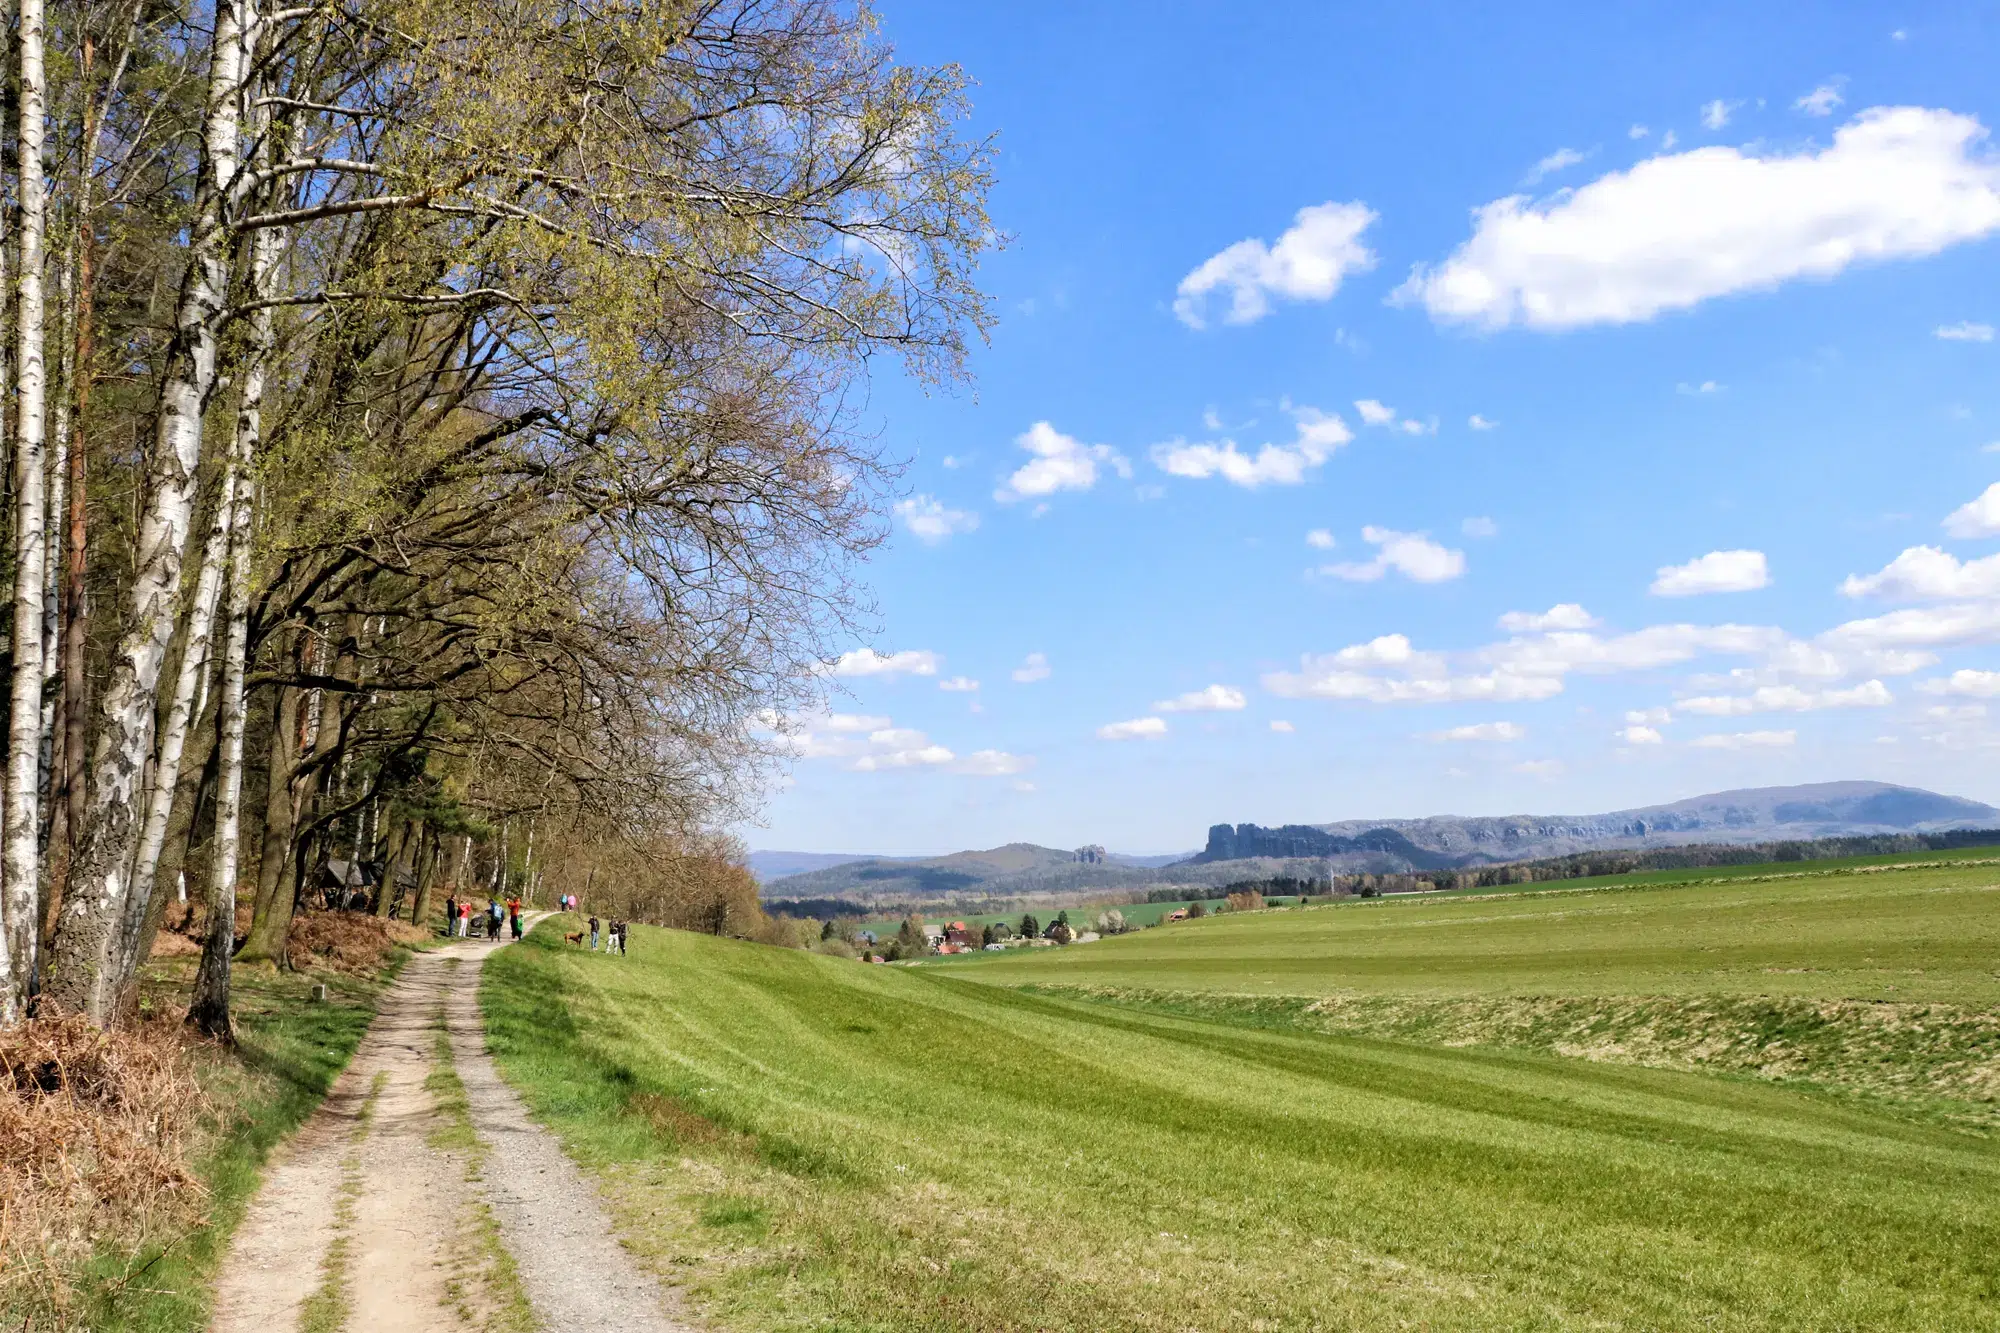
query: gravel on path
[
  {"left": 443, "top": 934, "right": 698, "bottom": 1333},
  {"left": 209, "top": 919, "right": 696, "bottom": 1332}
]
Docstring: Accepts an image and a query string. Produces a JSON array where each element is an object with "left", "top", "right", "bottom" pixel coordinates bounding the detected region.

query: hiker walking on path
[
  {"left": 508, "top": 896, "right": 523, "bottom": 940},
  {"left": 443, "top": 893, "right": 458, "bottom": 938},
  {"left": 456, "top": 900, "right": 470, "bottom": 937},
  {"left": 488, "top": 897, "right": 504, "bottom": 940},
  {"left": 588, "top": 915, "right": 600, "bottom": 950}
]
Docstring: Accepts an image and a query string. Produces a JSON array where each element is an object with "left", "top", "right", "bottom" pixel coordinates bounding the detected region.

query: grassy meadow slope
[
  {"left": 945, "top": 859, "right": 2000, "bottom": 1003},
  {"left": 484, "top": 892, "right": 2000, "bottom": 1332}
]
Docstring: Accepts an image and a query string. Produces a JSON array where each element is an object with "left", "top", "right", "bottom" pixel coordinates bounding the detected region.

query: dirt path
[{"left": 210, "top": 924, "right": 696, "bottom": 1332}]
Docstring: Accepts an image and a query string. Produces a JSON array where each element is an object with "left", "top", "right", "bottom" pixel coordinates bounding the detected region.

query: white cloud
[
  {"left": 1651, "top": 549, "right": 1771, "bottom": 596},
  {"left": 1796, "top": 82, "right": 1845, "bottom": 117},
  {"left": 1427, "top": 721, "right": 1526, "bottom": 742},
  {"left": 1842, "top": 545, "right": 2000, "bottom": 599},
  {"left": 1619, "top": 725, "right": 1665, "bottom": 744},
  {"left": 1318, "top": 527, "right": 1467, "bottom": 584},
  {"left": 938, "top": 676, "right": 980, "bottom": 693},
  {"left": 1701, "top": 99, "right": 1740, "bottom": 130},
  {"left": 1354, "top": 398, "right": 1431, "bottom": 435},
  {"left": 941, "top": 453, "right": 967, "bottom": 469},
  {"left": 1678, "top": 380, "right": 1725, "bottom": 395},
  {"left": 1173, "top": 201, "right": 1378, "bottom": 328},
  {"left": 1487, "top": 622, "right": 1784, "bottom": 677},
  {"left": 1515, "top": 759, "right": 1565, "bottom": 778},
  {"left": 895, "top": 494, "right": 980, "bottom": 544},
  {"left": 1266, "top": 618, "right": 1819, "bottom": 712},
  {"left": 1264, "top": 630, "right": 1564, "bottom": 705},
  {"left": 1306, "top": 528, "right": 1337, "bottom": 550},
  {"left": 1152, "top": 402, "right": 1353, "bottom": 488},
  {"left": 996, "top": 422, "right": 1128, "bottom": 504},
  {"left": 823, "top": 712, "right": 892, "bottom": 733},
  {"left": 1678, "top": 680, "right": 1893, "bottom": 714},
  {"left": 1626, "top": 707, "right": 1673, "bottom": 725},
  {"left": 1154, "top": 684, "right": 1247, "bottom": 713},
  {"left": 1661, "top": 129, "right": 1679, "bottom": 150},
  {"left": 953, "top": 749, "right": 1033, "bottom": 777},
  {"left": 771, "top": 711, "right": 1030, "bottom": 778},
  {"left": 1011, "top": 652, "right": 1052, "bottom": 683},
  {"left": 1921, "top": 668, "right": 2000, "bottom": 697},
  {"left": 1692, "top": 729, "right": 1797, "bottom": 749},
  {"left": 1526, "top": 147, "right": 1587, "bottom": 183},
  {"left": 1468, "top": 414, "right": 1499, "bottom": 431},
  {"left": 1947, "top": 483, "right": 2000, "bottom": 538},
  {"left": 1629, "top": 124, "right": 1650, "bottom": 140},
  {"left": 1097, "top": 716, "right": 1168, "bottom": 741},
  {"left": 1822, "top": 602, "right": 2000, "bottom": 651},
  {"left": 1269, "top": 719, "right": 1296, "bottom": 733},
  {"left": 1462, "top": 516, "right": 1499, "bottom": 538},
  {"left": 1937, "top": 320, "right": 1995, "bottom": 341},
  {"left": 1397, "top": 108, "right": 2000, "bottom": 331},
  {"left": 1498, "top": 603, "right": 1598, "bottom": 632},
  {"left": 831, "top": 648, "right": 942, "bottom": 678},
  {"left": 850, "top": 740, "right": 955, "bottom": 771}
]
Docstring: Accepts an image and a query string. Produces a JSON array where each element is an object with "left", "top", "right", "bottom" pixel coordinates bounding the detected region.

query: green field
[
  {"left": 941, "top": 860, "right": 2000, "bottom": 1003},
  {"left": 485, "top": 861, "right": 2000, "bottom": 1331}
]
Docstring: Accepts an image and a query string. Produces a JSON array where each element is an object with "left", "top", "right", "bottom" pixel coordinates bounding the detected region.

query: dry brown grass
[
  {"left": 285, "top": 911, "right": 428, "bottom": 975},
  {"left": 0, "top": 1013, "right": 208, "bottom": 1322}
]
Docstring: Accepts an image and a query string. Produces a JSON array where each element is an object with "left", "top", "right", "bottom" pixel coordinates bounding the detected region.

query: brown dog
[{"left": 564, "top": 931, "right": 585, "bottom": 946}]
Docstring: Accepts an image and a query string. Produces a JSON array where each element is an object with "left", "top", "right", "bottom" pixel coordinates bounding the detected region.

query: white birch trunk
[
  {"left": 2, "top": 0, "right": 50, "bottom": 1024},
  {"left": 45, "top": 0, "right": 249, "bottom": 1022},
  {"left": 111, "top": 454, "right": 237, "bottom": 983},
  {"left": 187, "top": 207, "right": 273, "bottom": 1038}
]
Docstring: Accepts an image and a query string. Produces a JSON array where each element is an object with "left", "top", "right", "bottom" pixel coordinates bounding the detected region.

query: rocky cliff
[{"left": 1197, "top": 781, "right": 1999, "bottom": 869}]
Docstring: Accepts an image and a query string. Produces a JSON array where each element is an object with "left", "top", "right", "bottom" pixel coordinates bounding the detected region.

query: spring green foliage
[
  {"left": 946, "top": 859, "right": 2000, "bottom": 1003},
  {"left": 482, "top": 895, "right": 2000, "bottom": 1331}
]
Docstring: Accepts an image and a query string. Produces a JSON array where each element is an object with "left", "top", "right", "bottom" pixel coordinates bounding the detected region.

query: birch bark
[
  {"left": 2, "top": 0, "right": 50, "bottom": 1024},
  {"left": 110, "top": 452, "right": 237, "bottom": 990},
  {"left": 187, "top": 365, "right": 264, "bottom": 1037},
  {"left": 45, "top": 0, "right": 250, "bottom": 1021}
]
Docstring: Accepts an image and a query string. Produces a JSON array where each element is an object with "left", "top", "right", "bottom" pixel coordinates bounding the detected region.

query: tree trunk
[
  {"left": 187, "top": 181, "right": 273, "bottom": 1034},
  {"left": 134, "top": 696, "right": 218, "bottom": 974},
  {"left": 38, "top": 239, "right": 73, "bottom": 855},
  {"left": 58, "top": 161, "right": 94, "bottom": 899},
  {"left": 111, "top": 432, "right": 240, "bottom": 991},
  {"left": 45, "top": 0, "right": 250, "bottom": 1022},
  {"left": 235, "top": 681, "right": 299, "bottom": 965},
  {"left": 409, "top": 824, "right": 439, "bottom": 930},
  {"left": 2, "top": 0, "right": 51, "bottom": 1024}
]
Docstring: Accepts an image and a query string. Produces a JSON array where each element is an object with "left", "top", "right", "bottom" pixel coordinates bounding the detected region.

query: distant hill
[
  {"left": 747, "top": 851, "right": 889, "bottom": 883},
  {"left": 760, "top": 783, "right": 1999, "bottom": 905},
  {"left": 1198, "top": 781, "right": 2000, "bottom": 870}
]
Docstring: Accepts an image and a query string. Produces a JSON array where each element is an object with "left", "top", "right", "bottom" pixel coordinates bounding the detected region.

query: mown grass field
[
  {"left": 943, "top": 859, "right": 2000, "bottom": 1003},
  {"left": 485, "top": 870, "right": 2000, "bottom": 1332}
]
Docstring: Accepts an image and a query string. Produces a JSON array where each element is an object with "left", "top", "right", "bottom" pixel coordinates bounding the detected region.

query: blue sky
[{"left": 749, "top": 1, "right": 2000, "bottom": 855}]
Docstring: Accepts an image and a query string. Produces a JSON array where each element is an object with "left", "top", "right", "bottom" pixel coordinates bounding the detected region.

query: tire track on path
[{"left": 210, "top": 921, "right": 695, "bottom": 1332}]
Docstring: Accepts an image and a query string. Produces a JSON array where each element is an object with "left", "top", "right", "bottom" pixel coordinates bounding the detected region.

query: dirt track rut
[{"left": 209, "top": 926, "right": 695, "bottom": 1332}]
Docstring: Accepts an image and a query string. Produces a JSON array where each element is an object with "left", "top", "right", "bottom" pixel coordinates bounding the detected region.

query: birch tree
[
  {"left": 44, "top": 0, "right": 255, "bottom": 1021},
  {"left": 2, "top": 0, "right": 51, "bottom": 1024}
]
